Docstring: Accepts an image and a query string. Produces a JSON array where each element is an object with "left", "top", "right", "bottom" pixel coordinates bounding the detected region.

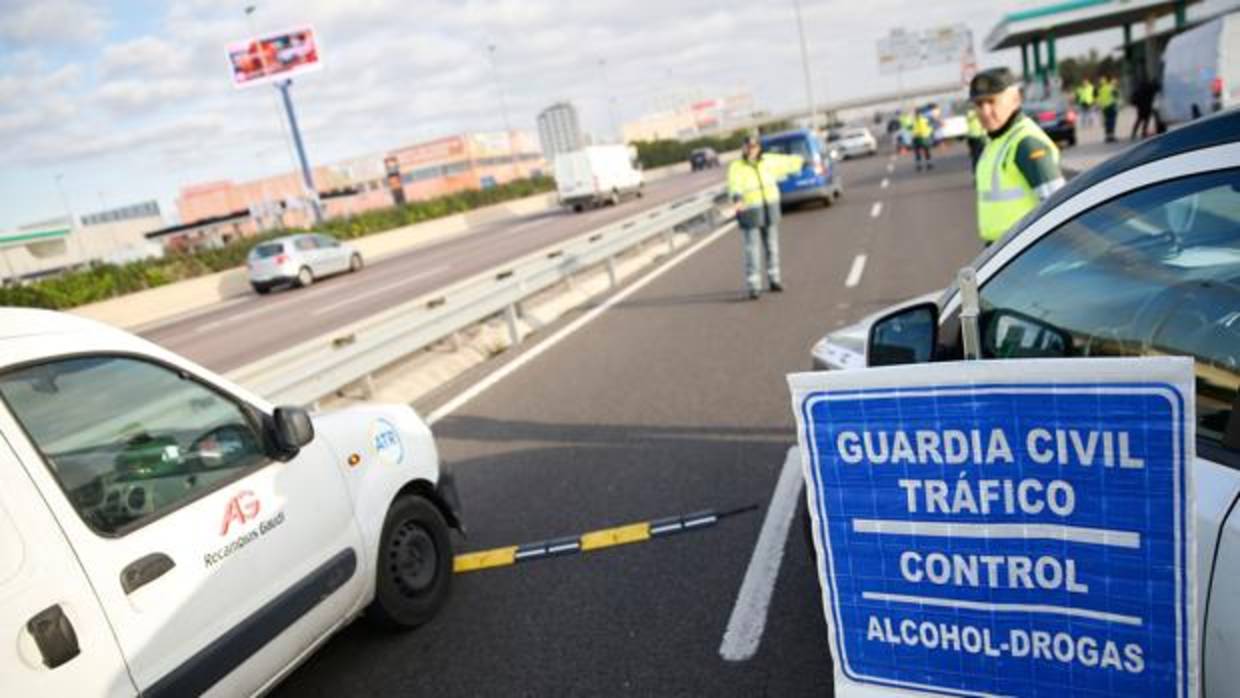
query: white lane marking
[
  {"left": 886, "top": 162, "right": 894, "bottom": 174},
  {"left": 311, "top": 266, "right": 449, "bottom": 316},
  {"left": 880, "top": 177, "right": 889, "bottom": 189},
  {"left": 194, "top": 295, "right": 309, "bottom": 333},
  {"left": 426, "top": 223, "right": 737, "bottom": 425},
  {"left": 861, "top": 592, "right": 1144, "bottom": 627},
  {"left": 844, "top": 254, "right": 867, "bottom": 288},
  {"left": 852, "top": 519, "right": 1141, "bottom": 549},
  {"left": 719, "top": 446, "right": 804, "bottom": 662},
  {"left": 870, "top": 202, "right": 883, "bottom": 218}
]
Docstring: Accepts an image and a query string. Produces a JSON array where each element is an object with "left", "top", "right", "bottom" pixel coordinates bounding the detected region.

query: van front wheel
[{"left": 366, "top": 495, "right": 453, "bottom": 630}]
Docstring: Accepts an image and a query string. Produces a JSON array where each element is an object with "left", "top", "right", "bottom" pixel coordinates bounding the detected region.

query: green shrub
[{"left": 0, "top": 176, "right": 557, "bottom": 310}]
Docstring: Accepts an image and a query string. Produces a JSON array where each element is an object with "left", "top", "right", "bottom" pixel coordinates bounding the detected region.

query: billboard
[
  {"left": 227, "top": 26, "right": 322, "bottom": 89},
  {"left": 877, "top": 25, "right": 974, "bottom": 76}
]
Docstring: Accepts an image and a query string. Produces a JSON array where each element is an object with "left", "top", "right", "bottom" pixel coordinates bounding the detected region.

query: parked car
[
  {"left": 1162, "top": 11, "right": 1240, "bottom": 124},
  {"left": 0, "top": 307, "right": 463, "bottom": 697},
  {"left": 835, "top": 127, "right": 879, "bottom": 159},
  {"left": 1022, "top": 98, "right": 1078, "bottom": 147},
  {"left": 760, "top": 128, "right": 843, "bottom": 208},
  {"left": 689, "top": 147, "right": 721, "bottom": 170},
  {"left": 936, "top": 114, "right": 969, "bottom": 141},
  {"left": 808, "top": 109, "right": 1240, "bottom": 696},
  {"left": 247, "top": 233, "right": 362, "bottom": 294},
  {"left": 554, "top": 145, "right": 645, "bottom": 212}
]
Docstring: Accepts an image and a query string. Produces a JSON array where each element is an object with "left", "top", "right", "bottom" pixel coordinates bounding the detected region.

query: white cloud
[
  {"left": 0, "top": 0, "right": 108, "bottom": 45},
  {"left": 100, "top": 36, "right": 190, "bottom": 79}
]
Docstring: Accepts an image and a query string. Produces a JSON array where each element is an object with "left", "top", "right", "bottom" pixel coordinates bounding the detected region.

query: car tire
[
  {"left": 366, "top": 495, "right": 453, "bottom": 630},
  {"left": 609, "top": 190, "right": 620, "bottom": 206},
  {"left": 822, "top": 193, "right": 833, "bottom": 208},
  {"left": 572, "top": 203, "right": 584, "bottom": 213},
  {"left": 635, "top": 187, "right": 644, "bottom": 199},
  {"left": 349, "top": 253, "right": 363, "bottom": 273},
  {"left": 296, "top": 266, "right": 314, "bottom": 288},
  {"left": 252, "top": 283, "right": 270, "bottom": 295},
  {"left": 1067, "top": 134, "right": 1077, "bottom": 147}
]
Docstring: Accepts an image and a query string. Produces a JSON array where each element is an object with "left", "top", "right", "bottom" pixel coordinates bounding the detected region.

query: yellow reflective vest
[
  {"left": 1075, "top": 81, "right": 1095, "bottom": 106},
  {"left": 966, "top": 110, "right": 985, "bottom": 139},
  {"left": 976, "top": 115, "right": 1059, "bottom": 243},
  {"left": 1097, "top": 80, "right": 1118, "bottom": 109},
  {"left": 913, "top": 114, "right": 933, "bottom": 139},
  {"left": 726, "top": 153, "right": 804, "bottom": 211}
]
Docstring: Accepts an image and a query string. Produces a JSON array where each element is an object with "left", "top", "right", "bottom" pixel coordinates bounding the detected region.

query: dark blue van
[{"left": 760, "top": 129, "right": 844, "bottom": 207}]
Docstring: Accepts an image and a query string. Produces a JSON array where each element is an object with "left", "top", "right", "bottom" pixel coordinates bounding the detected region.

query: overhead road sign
[
  {"left": 227, "top": 25, "right": 322, "bottom": 89},
  {"left": 790, "top": 357, "right": 1197, "bottom": 697},
  {"left": 877, "top": 25, "right": 974, "bottom": 76}
]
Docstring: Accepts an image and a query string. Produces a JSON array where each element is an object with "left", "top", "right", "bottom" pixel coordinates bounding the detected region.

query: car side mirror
[
  {"left": 271, "top": 406, "right": 314, "bottom": 459},
  {"left": 867, "top": 302, "right": 938, "bottom": 367},
  {"left": 982, "top": 308, "right": 1072, "bottom": 359}
]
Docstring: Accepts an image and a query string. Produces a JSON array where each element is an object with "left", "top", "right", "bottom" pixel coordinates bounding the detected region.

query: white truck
[
  {"left": 554, "top": 145, "right": 644, "bottom": 212},
  {"left": 0, "top": 308, "right": 463, "bottom": 697},
  {"left": 1161, "top": 11, "right": 1239, "bottom": 124}
]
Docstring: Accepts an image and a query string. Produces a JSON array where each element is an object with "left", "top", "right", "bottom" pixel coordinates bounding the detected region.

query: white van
[
  {"left": 1161, "top": 12, "right": 1240, "bottom": 124},
  {"left": 554, "top": 145, "right": 644, "bottom": 212},
  {"left": 0, "top": 308, "right": 462, "bottom": 697}
]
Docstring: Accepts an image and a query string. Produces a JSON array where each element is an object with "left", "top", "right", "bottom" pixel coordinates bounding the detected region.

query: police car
[
  {"left": 809, "top": 109, "right": 1239, "bottom": 694},
  {"left": 0, "top": 308, "right": 463, "bottom": 697}
]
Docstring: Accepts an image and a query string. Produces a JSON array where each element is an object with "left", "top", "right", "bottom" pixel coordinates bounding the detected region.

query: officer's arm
[
  {"left": 1014, "top": 137, "right": 1065, "bottom": 201},
  {"left": 769, "top": 153, "right": 804, "bottom": 179}
]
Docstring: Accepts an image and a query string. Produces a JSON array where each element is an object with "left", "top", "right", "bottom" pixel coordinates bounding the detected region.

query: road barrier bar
[{"left": 229, "top": 183, "right": 727, "bottom": 407}]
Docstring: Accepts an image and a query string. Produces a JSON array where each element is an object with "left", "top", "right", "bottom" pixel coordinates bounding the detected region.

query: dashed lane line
[
  {"left": 845, "top": 254, "right": 867, "bottom": 288},
  {"left": 310, "top": 266, "right": 450, "bottom": 316},
  {"left": 881, "top": 177, "right": 889, "bottom": 189},
  {"left": 870, "top": 201, "right": 883, "bottom": 218}
]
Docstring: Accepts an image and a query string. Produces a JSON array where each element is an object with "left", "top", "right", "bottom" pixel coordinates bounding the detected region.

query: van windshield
[{"left": 763, "top": 138, "right": 813, "bottom": 159}]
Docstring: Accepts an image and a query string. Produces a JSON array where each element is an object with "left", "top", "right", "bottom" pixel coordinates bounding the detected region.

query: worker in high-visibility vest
[
  {"left": 726, "top": 135, "right": 804, "bottom": 299},
  {"left": 1097, "top": 74, "right": 1120, "bottom": 143},
  {"left": 969, "top": 67, "right": 1065, "bottom": 245},
  {"left": 965, "top": 108, "right": 987, "bottom": 174},
  {"left": 1074, "top": 78, "right": 1095, "bottom": 127},
  {"left": 912, "top": 110, "right": 934, "bottom": 171},
  {"left": 898, "top": 111, "right": 915, "bottom": 153}
]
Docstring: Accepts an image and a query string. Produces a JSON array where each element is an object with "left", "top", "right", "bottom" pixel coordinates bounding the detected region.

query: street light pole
[
  {"left": 487, "top": 44, "right": 521, "bottom": 182},
  {"left": 598, "top": 58, "right": 619, "bottom": 143},
  {"left": 793, "top": 0, "right": 819, "bottom": 130}
]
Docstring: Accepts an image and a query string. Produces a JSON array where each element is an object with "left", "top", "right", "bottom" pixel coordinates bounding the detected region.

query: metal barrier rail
[{"left": 229, "top": 184, "right": 728, "bottom": 407}]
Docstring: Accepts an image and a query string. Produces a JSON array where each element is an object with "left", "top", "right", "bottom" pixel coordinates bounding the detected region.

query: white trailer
[
  {"left": 554, "top": 145, "right": 644, "bottom": 212},
  {"left": 1161, "top": 12, "right": 1240, "bottom": 125}
]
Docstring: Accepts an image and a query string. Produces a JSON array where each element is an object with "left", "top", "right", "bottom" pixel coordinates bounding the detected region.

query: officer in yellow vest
[
  {"left": 969, "top": 68, "right": 1065, "bottom": 245},
  {"left": 1074, "top": 78, "right": 1095, "bottom": 127},
  {"left": 1097, "top": 74, "right": 1119, "bottom": 143},
  {"left": 912, "top": 111, "right": 934, "bottom": 171},
  {"left": 965, "top": 108, "right": 986, "bottom": 174},
  {"left": 726, "top": 135, "right": 804, "bottom": 299}
]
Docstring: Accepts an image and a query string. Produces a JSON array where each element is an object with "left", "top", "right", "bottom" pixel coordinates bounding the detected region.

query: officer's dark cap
[{"left": 970, "top": 68, "right": 1019, "bottom": 100}]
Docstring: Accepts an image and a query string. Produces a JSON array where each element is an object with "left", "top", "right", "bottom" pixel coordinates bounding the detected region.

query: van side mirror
[
  {"left": 868, "top": 302, "right": 938, "bottom": 366},
  {"left": 271, "top": 406, "right": 314, "bottom": 459}
]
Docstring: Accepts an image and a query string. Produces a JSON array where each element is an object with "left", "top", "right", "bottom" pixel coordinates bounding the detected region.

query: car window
[
  {"left": 252, "top": 242, "right": 284, "bottom": 259},
  {"left": 763, "top": 137, "right": 813, "bottom": 158},
  {"left": 0, "top": 356, "right": 269, "bottom": 535},
  {"left": 315, "top": 235, "right": 340, "bottom": 248},
  {"left": 977, "top": 168, "right": 1240, "bottom": 451},
  {"left": 294, "top": 236, "right": 317, "bottom": 251}
]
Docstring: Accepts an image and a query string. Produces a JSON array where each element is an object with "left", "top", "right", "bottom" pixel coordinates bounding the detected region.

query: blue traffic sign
[{"left": 793, "top": 365, "right": 1194, "bottom": 698}]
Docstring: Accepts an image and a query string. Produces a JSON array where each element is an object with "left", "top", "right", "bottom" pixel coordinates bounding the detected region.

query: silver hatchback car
[{"left": 246, "top": 233, "right": 363, "bottom": 294}]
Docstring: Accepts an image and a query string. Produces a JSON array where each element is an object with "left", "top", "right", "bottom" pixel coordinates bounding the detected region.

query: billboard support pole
[{"left": 276, "top": 79, "right": 323, "bottom": 224}]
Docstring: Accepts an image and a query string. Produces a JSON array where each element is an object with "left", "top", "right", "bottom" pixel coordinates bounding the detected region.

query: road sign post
[{"left": 790, "top": 357, "right": 1198, "bottom": 697}]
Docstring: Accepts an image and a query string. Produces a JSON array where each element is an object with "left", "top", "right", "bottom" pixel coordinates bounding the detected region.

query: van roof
[
  {"left": 761, "top": 128, "right": 814, "bottom": 142},
  {"left": 0, "top": 307, "right": 113, "bottom": 341}
]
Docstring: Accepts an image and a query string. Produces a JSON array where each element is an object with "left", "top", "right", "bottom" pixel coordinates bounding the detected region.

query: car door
[
  {"left": 0, "top": 430, "right": 136, "bottom": 697},
  {"left": 935, "top": 165, "right": 1240, "bottom": 695},
  {"left": 315, "top": 235, "right": 347, "bottom": 274},
  {"left": 293, "top": 235, "right": 324, "bottom": 277},
  {"left": 0, "top": 353, "right": 366, "bottom": 697}
]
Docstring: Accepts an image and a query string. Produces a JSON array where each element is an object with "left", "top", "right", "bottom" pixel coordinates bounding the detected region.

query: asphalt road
[
  {"left": 273, "top": 143, "right": 983, "bottom": 697},
  {"left": 141, "top": 168, "right": 723, "bottom": 372}
]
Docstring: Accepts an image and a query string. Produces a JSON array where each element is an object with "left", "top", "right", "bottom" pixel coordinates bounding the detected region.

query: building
[
  {"left": 386, "top": 130, "right": 544, "bottom": 203},
  {"left": 0, "top": 201, "right": 166, "bottom": 282},
  {"left": 621, "top": 91, "right": 759, "bottom": 143},
  {"left": 536, "top": 102, "right": 584, "bottom": 160}
]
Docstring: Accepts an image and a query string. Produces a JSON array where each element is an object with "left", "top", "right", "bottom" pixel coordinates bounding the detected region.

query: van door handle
[
  {"left": 120, "top": 553, "right": 175, "bottom": 594},
  {"left": 27, "top": 605, "right": 80, "bottom": 668}
]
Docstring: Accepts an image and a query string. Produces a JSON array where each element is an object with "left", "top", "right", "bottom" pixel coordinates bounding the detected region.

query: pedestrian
[
  {"left": 965, "top": 107, "right": 987, "bottom": 175},
  {"left": 1098, "top": 74, "right": 1120, "bottom": 143},
  {"left": 912, "top": 110, "right": 934, "bottom": 171},
  {"left": 726, "top": 135, "right": 804, "bottom": 300},
  {"left": 1074, "top": 77, "right": 1095, "bottom": 127},
  {"left": 969, "top": 67, "right": 1065, "bottom": 246},
  {"left": 1130, "top": 78, "right": 1159, "bottom": 140}
]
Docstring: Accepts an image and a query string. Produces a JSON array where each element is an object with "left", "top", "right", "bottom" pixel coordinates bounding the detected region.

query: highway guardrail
[{"left": 229, "top": 183, "right": 728, "bottom": 407}]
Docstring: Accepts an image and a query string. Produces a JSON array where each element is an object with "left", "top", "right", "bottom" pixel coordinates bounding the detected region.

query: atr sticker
[{"left": 370, "top": 419, "right": 404, "bottom": 465}]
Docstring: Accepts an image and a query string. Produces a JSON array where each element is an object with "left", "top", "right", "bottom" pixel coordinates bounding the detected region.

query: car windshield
[
  {"left": 251, "top": 243, "right": 284, "bottom": 259},
  {"left": 763, "top": 137, "right": 813, "bottom": 158}
]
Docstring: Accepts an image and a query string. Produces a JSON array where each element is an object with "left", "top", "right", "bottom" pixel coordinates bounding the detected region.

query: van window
[
  {"left": 0, "top": 357, "right": 269, "bottom": 535},
  {"left": 762, "top": 137, "right": 814, "bottom": 159},
  {"left": 978, "top": 168, "right": 1240, "bottom": 452}
]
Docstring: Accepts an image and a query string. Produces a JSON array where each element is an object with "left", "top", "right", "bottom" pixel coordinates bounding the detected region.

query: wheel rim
[
  {"left": 351, "top": 255, "right": 361, "bottom": 270},
  {"left": 388, "top": 519, "right": 438, "bottom": 595},
  {"left": 299, "top": 268, "right": 312, "bottom": 285}
]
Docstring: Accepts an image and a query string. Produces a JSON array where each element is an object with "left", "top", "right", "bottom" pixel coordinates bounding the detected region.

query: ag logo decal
[
  {"left": 370, "top": 419, "right": 404, "bottom": 465},
  {"left": 220, "top": 490, "right": 260, "bottom": 536}
]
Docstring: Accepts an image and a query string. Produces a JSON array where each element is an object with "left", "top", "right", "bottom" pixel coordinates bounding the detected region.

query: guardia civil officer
[{"left": 726, "top": 135, "right": 804, "bottom": 299}]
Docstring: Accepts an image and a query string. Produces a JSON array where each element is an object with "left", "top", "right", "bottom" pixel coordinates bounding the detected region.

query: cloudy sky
[{"left": 0, "top": 0, "right": 1231, "bottom": 230}]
